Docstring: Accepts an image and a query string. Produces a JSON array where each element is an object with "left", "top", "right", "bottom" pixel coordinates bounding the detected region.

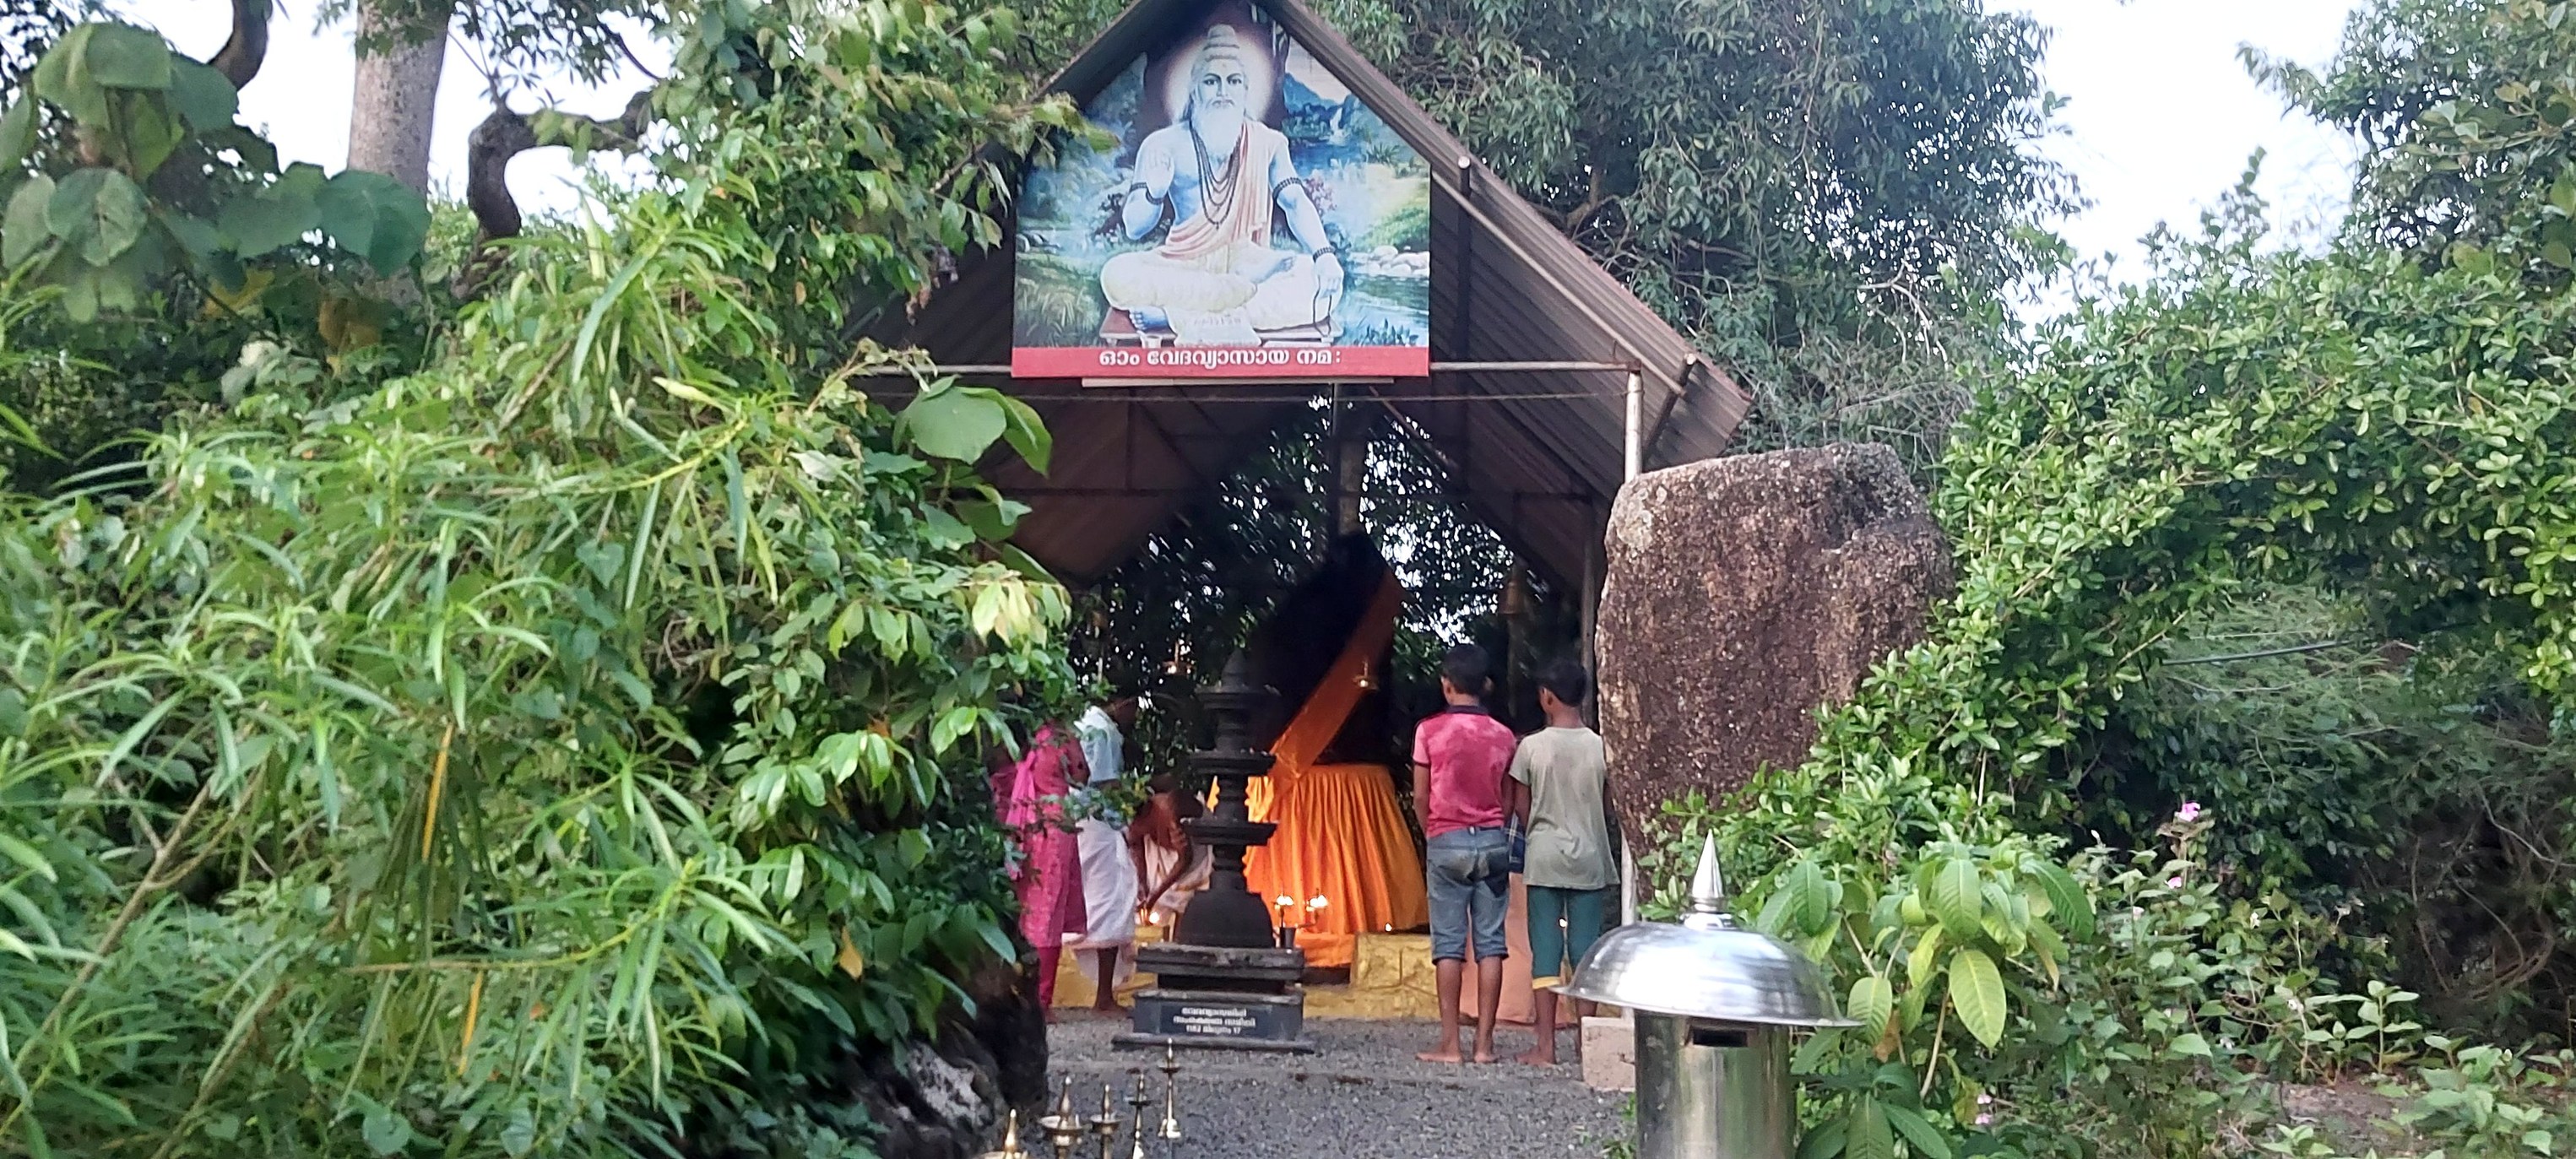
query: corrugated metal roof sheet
[{"left": 878, "top": 0, "right": 1750, "bottom": 588}]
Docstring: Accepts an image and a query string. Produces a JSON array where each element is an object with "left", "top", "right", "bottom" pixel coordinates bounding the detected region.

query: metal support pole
[
  {"left": 1618, "top": 370, "right": 1642, "bottom": 926},
  {"left": 1623, "top": 371, "right": 1644, "bottom": 480}
]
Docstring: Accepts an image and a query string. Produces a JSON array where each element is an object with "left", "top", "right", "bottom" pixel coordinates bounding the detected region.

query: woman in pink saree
[{"left": 992, "top": 723, "right": 1089, "bottom": 1016}]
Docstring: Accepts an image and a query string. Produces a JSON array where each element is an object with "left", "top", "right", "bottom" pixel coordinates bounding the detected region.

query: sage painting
[{"left": 1011, "top": 0, "right": 1431, "bottom": 377}]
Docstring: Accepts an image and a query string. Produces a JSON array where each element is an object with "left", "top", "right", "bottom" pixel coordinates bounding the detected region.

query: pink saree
[{"left": 995, "top": 723, "right": 1088, "bottom": 1008}]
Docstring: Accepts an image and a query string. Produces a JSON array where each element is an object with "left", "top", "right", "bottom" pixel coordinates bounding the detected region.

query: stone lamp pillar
[
  {"left": 1171, "top": 653, "right": 1280, "bottom": 948},
  {"left": 1117, "top": 653, "right": 1313, "bottom": 1053}
]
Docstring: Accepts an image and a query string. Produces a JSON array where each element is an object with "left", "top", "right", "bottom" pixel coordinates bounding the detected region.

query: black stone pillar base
[{"left": 1121, "top": 944, "right": 1310, "bottom": 1051}]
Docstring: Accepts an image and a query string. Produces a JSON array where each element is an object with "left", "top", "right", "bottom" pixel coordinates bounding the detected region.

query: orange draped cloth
[{"left": 1242, "top": 574, "right": 1429, "bottom": 967}]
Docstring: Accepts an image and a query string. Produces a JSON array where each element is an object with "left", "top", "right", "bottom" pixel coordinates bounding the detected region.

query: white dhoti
[
  {"left": 1066, "top": 818, "right": 1138, "bottom": 986},
  {"left": 1142, "top": 841, "right": 1213, "bottom": 925}
]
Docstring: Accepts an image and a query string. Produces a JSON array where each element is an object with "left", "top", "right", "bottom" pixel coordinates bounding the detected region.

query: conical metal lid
[{"left": 1557, "top": 837, "right": 1854, "bottom": 1027}]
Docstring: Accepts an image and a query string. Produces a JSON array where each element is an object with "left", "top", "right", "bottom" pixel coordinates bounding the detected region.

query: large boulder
[
  {"left": 842, "top": 954, "right": 1045, "bottom": 1159},
  {"left": 1597, "top": 445, "right": 1953, "bottom": 841}
]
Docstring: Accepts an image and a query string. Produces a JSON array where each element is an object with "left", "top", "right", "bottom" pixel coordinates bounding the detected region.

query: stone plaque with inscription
[{"left": 1117, "top": 989, "right": 1312, "bottom": 1053}]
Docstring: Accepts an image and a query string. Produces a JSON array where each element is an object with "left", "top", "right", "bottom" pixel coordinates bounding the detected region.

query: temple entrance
[
  {"left": 1048, "top": 403, "right": 1591, "bottom": 1026},
  {"left": 870, "top": 0, "right": 1750, "bottom": 1064}
]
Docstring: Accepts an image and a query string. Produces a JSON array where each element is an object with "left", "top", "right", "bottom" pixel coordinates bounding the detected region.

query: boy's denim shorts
[{"left": 1424, "top": 826, "right": 1510, "bottom": 962}]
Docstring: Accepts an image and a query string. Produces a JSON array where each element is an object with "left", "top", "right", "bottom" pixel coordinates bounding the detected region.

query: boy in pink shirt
[{"left": 1410, "top": 643, "right": 1516, "bottom": 1064}]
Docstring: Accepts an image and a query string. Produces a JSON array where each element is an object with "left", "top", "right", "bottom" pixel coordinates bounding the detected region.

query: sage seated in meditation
[{"left": 1102, "top": 25, "right": 1345, "bottom": 345}]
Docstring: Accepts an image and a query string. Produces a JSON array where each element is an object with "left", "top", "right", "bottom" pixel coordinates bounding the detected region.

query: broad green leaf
[
  {"left": 316, "top": 168, "right": 430, "bottom": 273},
  {"left": 2167, "top": 1032, "right": 2212, "bottom": 1058},
  {"left": 1754, "top": 878, "right": 1799, "bottom": 934},
  {"left": 361, "top": 1104, "right": 412, "bottom": 1155},
  {"left": 921, "top": 506, "right": 974, "bottom": 548},
  {"left": 1881, "top": 1103, "right": 1954, "bottom": 1159},
  {"left": 115, "top": 89, "right": 187, "bottom": 179},
  {"left": 500, "top": 1107, "right": 537, "bottom": 1156},
  {"left": 33, "top": 26, "right": 111, "bottom": 124},
  {"left": 1906, "top": 924, "right": 1944, "bottom": 983},
  {"left": 1848, "top": 973, "right": 1895, "bottom": 1037},
  {"left": 1928, "top": 857, "right": 1982, "bottom": 941},
  {"left": 996, "top": 543, "right": 1052, "bottom": 582},
  {"left": 901, "top": 382, "right": 1006, "bottom": 462},
  {"left": 218, "top": 161, "right": 324, "bottom": 257},
  {"left": 158, "top": 209, "right": 220, "bottom": 262},
  {"left": 995, "top": 393, "right": 1052, "bottom": 473},
  {"left": 60, "top": 265, "right": 100, "bottom": 321},
  {"left": 83, "top": 24, "right": 174, "bottom": 90},
  {"left": 3, "top": 175, "right": 55, "bottom": 268},
  {"left": 1849, "top": 1098, "right": 1895, "bottom": 1159},
  {"left": 166, "top": 58, "right": 239, "bottom": 131},
  {"left": 1979, "top": 880, "right": 2025, "bottom": 955},
  {"left": 1947, "top": 946, "right": 2005, "bottom": 1047},
  {"left": 954, "top": 498, "right": 1023, "bottom": 541},
  {"left": 1798, "top": 1116, "right": 1850, "bottom": 1159},
  {"left": 46, "top": 168, "right": 148, "bottom": 266},
  {"left": 2026, "top": 918, "right": 2063, "bottom": 987},
  {"left": 0, "top": 100, "right": 34, "bottom": 171},
  {"left": 1787, "top": 858, "right": 1831, "bottom": 933},
  {"left": 2031, "top": 862, "right": 2093, "bottom": 940}
]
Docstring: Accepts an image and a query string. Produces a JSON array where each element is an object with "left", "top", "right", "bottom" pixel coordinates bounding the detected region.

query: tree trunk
[{"left": 346, "top": 0, "right": 452, "bottom": 193}]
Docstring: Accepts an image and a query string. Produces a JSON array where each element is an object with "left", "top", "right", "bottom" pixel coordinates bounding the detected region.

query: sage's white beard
[{"left": 1190, "top": 106, "right": 1246, "bottom": 148}]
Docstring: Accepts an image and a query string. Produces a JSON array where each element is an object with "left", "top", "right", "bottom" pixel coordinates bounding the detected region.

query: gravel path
[{"left": 1042, "top": 1016, "right": 1629, "bottom": 1159}]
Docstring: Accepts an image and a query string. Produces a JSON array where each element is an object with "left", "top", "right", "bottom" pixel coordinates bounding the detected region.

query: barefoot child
[
  {"left": 1412, "top": 644, "right": 1516, "bottom": 1064},
  {"left": 1509, "top": 660, "right": 1616, "bottom": 1066}
]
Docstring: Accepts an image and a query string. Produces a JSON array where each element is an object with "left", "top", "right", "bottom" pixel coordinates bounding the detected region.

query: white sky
[
  {"left": 2004, "top": 0, "right": 2366, "bottom": 281},
  {"left": 118, "top": 0, "right": 2368, "bottom": 307}
]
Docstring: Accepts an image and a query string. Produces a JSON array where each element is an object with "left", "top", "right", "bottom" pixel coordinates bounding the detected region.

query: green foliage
[
  {"left": 1630, "top": 5, "right": 2576, "bottom": 1158},
  {"left": 1309, "top": 0, "right": 2067, "bottom": 480},
  {"left": 2256, "top": 0, "right": 2576, "bottom": 280},
  {"left": 0, "top": 0, "right": 1093, "bottom": 1154},
  {"left": 2067, "top": 584, "right": 2576, "bottom": 1038},
  {"left": 1722, "top": 831, "right": 2086, "bottom": 1159},
  {"left": 331, "top": 0, "right": 667, "bottom": 89},
  {"left": 1, "top": 23, "right": 432, "bottom": 322},
  {"left": 1716, "top": 225, "right": 2576, "bottom": 887}
]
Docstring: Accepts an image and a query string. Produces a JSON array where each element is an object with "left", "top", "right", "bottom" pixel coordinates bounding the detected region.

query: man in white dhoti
[
  {"left": 1101, "top": 24, "right": 1345, "bottom": 346},
  {"left": 1066, "top": 695, "right": 1143, "bottom": 1013}
]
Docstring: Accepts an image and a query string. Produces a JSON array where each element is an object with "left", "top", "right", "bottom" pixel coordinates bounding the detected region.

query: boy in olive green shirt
[{"left": 1506, "top": 659, "right": 1615, "bottom": 1066}]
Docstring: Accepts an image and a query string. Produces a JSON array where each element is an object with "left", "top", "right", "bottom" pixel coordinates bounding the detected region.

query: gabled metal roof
[{"left": 880, "top": 0, "right": 1751, "bottom": 588}]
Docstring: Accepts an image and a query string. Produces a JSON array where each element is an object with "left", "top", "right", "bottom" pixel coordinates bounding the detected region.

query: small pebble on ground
[{"left": 1043, "top": 1015, "right": 1628, "bottom": 1159}]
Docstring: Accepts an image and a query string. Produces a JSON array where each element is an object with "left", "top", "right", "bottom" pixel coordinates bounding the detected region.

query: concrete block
[{"left": 1581, "top": 1014, "right": 1635, "bottom": 1091}]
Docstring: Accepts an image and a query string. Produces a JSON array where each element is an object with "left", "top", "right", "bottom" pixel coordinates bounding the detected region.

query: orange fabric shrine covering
[{"left": 1241, "top": 574, "right": 1429, "bottom": 968}]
